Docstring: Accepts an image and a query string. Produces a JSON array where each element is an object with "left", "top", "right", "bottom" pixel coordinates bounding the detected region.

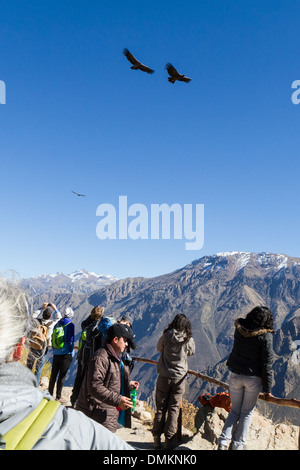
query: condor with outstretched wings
[
  {"left": 165, "top": 63, "right": 191, "bottom": 84},
  {"left": 123, "top": 48, "right": 155, "bottom": 74},
  {"left": 72, "top": 191, "right": 85, "bottom": 197}
]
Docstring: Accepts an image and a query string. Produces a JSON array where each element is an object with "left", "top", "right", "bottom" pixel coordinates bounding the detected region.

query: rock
[
  {"left": 178, "top": 407, "right": 299, "bottom": 450},
  {"left": 116, "top": 416, "right": 155, "bottom": 450},
  {"left": 39, "top": 376, "right": 49, "bottom": 390},
  {"left": 132, "top": 401, "right": 153, "bottom": 424},
  {"left": 246, "top": 411, "right": 299, "bottom": 450}
]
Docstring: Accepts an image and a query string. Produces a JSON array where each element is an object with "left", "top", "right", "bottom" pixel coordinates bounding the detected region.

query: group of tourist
[{"left": 0, "top": 278, "right": 275, "bottom": 450}]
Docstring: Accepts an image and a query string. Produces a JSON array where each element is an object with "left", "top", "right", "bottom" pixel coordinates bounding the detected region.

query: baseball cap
[{"left": 107, "top": 323, "right": 134, "bottom": 342}]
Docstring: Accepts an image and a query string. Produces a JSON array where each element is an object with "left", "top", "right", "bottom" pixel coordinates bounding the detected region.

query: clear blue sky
[{"left": 1, "top": 0, "right": 300, "bottom": 280}]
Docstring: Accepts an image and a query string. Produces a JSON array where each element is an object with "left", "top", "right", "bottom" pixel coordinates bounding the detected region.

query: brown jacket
[{"left": 76, "top": 343, "right": 131, "bottom": 432}]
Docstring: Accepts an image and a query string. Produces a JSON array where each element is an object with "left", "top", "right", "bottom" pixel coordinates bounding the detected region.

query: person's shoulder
[
  {"left": 261, "top": 330, "right": 274, "bottom": 345},
  {"left": 81, "top": 315, "right": 93, "bottom": 329},
  {"left": 93, "top": 346, "right": 108, "bottom": 360}
]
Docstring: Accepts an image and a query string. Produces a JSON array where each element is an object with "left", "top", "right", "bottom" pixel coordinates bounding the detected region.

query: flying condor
[
  {"left": 123, "top": 48, "right": 155, "bottom": 74},
  {"left": 165, "top": 63, "right": 191, "bottom": 84}
]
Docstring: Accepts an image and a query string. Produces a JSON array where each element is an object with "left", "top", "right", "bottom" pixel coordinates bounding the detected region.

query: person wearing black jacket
[
  {"left": 218, "top": 306, "right": 274, "bottom": 450},
  {"left": 70, "top": 306, "right": 104, "bottom": 407}
]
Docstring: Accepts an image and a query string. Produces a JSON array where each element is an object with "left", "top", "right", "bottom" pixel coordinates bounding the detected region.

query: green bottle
[{"left": 130, "top": 389, "right": 137, "bottom": 412}]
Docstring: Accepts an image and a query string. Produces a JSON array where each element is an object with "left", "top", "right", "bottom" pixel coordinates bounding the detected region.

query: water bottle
[{"left": 130, "top": 388, "right": 137, "bottom": 412}]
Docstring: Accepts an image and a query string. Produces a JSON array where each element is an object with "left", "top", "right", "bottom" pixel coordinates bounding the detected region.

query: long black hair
[
  {"left": 164, "top": 313, "right": 193, "bottom": 343},
  {"left": 244, "top": 306, "right": 274, "bottom": 331}
]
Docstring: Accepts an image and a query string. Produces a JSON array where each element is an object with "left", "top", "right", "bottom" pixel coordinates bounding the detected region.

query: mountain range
[
  {"left": 19, "top": 269, "right": 118, "bottom": 295},
  {"left": 23, "top": 252, "right": 300, "bottom": 425}
]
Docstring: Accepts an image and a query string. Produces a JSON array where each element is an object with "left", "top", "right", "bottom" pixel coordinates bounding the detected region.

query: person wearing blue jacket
[{"left": 48, "top": 307, "right": 75, "bottom": 403}]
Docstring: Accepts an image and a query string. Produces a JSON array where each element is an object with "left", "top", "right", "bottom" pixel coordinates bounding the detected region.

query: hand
[
  {"left": 41, "top": 302, "right": 48, "bottom": 310},
  {"left": 130, "top": 381, "right": 139, "bottom": 390},
  {"left": 264, "top": 393, "right": 274, "bottom": 398},
  {"left": 118, "top": 396, "right": 133, "bottom": 410}
]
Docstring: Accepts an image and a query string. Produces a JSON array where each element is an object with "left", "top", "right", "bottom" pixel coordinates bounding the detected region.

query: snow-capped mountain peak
[{"left": 20, "top": 269, "right": 118, "bottom": 295}]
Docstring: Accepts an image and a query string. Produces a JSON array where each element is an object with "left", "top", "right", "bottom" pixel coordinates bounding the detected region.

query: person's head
[
  {"left": 164, "top": 312, "right": 193, "bottom": 342},
  {"left": 0, "top": 279, "right": 30, "bottom": 364},
  {"left": 64, "top": 307, "right": 74, "bottom": 319},
  {"left": 42, "top": 307, "right": 52, "bottom": 320},
  {"left": 118, "top": 314, "right": 133, "bottom": 327},
  {"left": 106, "top": 323, "right": 134, "bottom": 355},
  {"left": 91, "top": 306, "right": 104, "bottom": 321},
  {"left": 244, "top": 306, "right": 274, "bottom": 331}
]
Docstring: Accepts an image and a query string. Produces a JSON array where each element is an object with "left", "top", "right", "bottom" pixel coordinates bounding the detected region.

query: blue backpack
[{"left": 98, "top": 315, "right": 116, "bottom": 339}]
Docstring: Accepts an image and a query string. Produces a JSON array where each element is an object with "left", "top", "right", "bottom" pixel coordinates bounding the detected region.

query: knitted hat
[
  {"left": 119, "top": 314, "right": 133, "bottom": 326},
  {"left": 64, "top": 307, "right": 74, "bottom": 319}
]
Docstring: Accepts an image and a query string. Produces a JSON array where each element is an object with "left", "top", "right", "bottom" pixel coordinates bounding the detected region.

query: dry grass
[
  {"left": 144, "top": 397, "right": 199, "bottom": 433},
  {"left": 181, "top": 398, "right": 198, "bottom": 433}
]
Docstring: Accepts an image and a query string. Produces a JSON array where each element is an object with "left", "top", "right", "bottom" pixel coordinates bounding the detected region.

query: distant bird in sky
[
  {"left": 72, "top": 191, "right": 85, "bottom": 197},
  {"left": 123, "top": 48, "right": 155, "bottom": 74},
  {"left": 165, "top": 63, "right": 191, "bottom": 84}
]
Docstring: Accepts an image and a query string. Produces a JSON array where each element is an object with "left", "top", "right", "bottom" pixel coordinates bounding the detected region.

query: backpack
[
  {"left": 80, "top": 321, "right": 102, "bottom": 368},
  {"left": 98, "top": 315, "right": 116, "bottom": 339},
  {"left": 78, "top": 329, "right": 87, "bottom": 351},
  {"left": 28, "top": 319, "right": 48, "bottom": 351},
  {"left": 1, "top": 398, "right": 60, "bottom": 450},
  {"left": 198, "top": 392, "right": 232, "bottom": 413},
  {"left": 52, "top": 322, "right": 67, "bottom": 349}
]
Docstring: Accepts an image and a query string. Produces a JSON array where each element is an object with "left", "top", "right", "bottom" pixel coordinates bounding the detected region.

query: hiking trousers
[
  {"left": 152, "top": 375, "right": 185, "bottom": 441},
  {"left": 49, "top": 354, "right": 73, "bottom": 399}
]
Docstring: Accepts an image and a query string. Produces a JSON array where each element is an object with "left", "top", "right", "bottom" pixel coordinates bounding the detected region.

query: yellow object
[{"left": 3, "top": 398, "right": 60, "bottom": 450}]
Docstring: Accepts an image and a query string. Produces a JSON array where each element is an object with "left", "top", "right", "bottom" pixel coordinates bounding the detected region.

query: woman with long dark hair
[
  {"left": 152, "top": 313, "right": 195, "bottom": 450},
  {"left": 218, "top": 306, "right": 275, "bottom": 450}
]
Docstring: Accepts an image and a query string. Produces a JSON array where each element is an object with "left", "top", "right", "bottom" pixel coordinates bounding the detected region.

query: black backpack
[{"left": 80, "top": 321, "right": 102, "bottom": 368}]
